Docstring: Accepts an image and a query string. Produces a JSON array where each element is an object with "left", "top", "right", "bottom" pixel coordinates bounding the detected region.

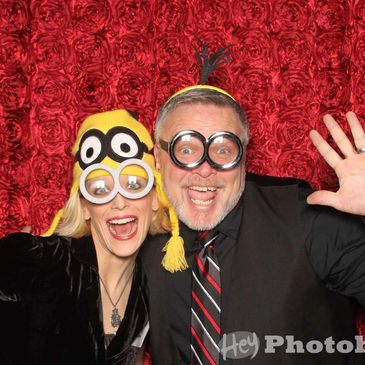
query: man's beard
[{"left": 163, "top": 179, "right": 245, "bottom": 231}]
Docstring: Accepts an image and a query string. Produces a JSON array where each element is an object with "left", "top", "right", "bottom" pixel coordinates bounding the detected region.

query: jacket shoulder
[
  {"left": 0, "top": 233, "right": 71, "bottom": 259},
  {"left": 0, "top": 234, "right": 73, "bottom": 300},
  {"left": 139, "top": 233, "right": 168, "bottom": 265},
  {"left": 246, "top": 172, "right": 310, "bottom": 188}
]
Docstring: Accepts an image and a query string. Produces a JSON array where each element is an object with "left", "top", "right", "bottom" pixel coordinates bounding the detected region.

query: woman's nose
[{"left": 110, "top": 193, "right": 129, "bottom": 210}]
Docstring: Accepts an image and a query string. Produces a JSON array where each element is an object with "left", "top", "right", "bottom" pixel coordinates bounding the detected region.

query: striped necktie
[{"left": 191, "top": 230, "right": 221, "bottom": 365}]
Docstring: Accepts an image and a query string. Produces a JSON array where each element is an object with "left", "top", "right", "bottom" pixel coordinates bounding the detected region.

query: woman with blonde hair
[{"left": 0, "top": 109, "right": 182, "bottom": 365}]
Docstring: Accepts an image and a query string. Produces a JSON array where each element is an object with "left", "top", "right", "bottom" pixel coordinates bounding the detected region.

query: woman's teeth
[
  {"left": 108, "top": 218, "right": 136, "bottom": 236},
  {"left": 109, "top": 217, "right": 136, "bottom": 224}
]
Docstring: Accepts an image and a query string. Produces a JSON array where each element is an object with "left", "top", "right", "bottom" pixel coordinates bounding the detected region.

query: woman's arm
[{"left": 0, "top": 233, "right": 44, "bottom": 301}]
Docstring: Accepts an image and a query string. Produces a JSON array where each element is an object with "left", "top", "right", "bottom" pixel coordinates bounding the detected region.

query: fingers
[
  {"left": 346, "top": 111, "right": 365, "bottom": 150},
  {"left": 21, "top": 225, "right": 32, "bottom": 233},
  {"left": 306, "top": 190, "right": 338, "bottom": 208},
  {"left": 310, "top": 112, "right": 365, "bottom": 167},
  {"left": 323, "top": 114, "right": 356, "bottom": 157},
  {"left": 309, "top": 129, "right": 341, "bottom": 169}
]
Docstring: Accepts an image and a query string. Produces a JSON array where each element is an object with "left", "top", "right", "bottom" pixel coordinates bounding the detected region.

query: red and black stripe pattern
[{"left": 191, "top": 231, "right": 221, "bottom": 365}]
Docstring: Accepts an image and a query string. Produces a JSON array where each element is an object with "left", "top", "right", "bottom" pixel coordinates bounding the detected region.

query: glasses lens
[
  {"left": 173, "top": 133, "right": 205, "bottom": 164},
  {"left": 117, "top": 160, "right": 154, "bottom": 199},
  {"left": 208, "top": 134, "right": 241, "bottom": 166},
  {"left": 84, "top": 169, "right": 115, "bottom": 201},
  {"left": 120, "top": 165, "right": 149, "bottom": 196}
]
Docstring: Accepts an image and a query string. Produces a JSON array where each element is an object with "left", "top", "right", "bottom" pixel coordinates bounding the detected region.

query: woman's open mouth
[{"left": 107, "top": 216, "right": 138, "bottom": 240}]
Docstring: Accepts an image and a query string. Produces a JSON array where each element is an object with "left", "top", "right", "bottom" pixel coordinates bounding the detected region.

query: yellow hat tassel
[
  {"left": 162, "top": 205, "right": 188, "bottom": 273},
  {"left": 154, "top": 172, "right": 188, "bottom": 273},
  {"left": 41, "top": 208, "right": 64, "bottom": 237}
]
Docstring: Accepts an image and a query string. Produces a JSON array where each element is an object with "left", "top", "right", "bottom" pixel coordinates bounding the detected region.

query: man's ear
[{"left": 154, "top": 144, "right": 161, "bottom": 171}]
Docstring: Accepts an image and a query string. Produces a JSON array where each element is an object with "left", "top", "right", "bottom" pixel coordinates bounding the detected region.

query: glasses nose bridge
[
  {"left": 198, "top": 137, "right": 209, "bottom": 157},
  {"left": 111, "top": 190, "right": 129, "bottom": 209}
]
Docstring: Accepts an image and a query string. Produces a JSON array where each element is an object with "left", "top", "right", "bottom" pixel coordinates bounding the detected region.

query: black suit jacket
[{"left": 141, "top": 174, "right": 365, "bottom": 364}]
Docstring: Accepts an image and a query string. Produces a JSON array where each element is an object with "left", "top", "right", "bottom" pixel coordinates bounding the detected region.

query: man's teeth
[
  {"left": 189, "top": 186, "right": 217, "bottom": 192},
  {"left": 108, "top": 217, "right": 135, "bottom": 225},
  {"left": 191, "top": 198, "right": 213, "bottom": 206}
]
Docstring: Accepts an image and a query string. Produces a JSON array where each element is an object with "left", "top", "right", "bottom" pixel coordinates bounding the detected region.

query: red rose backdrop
[{"left": 1, "top": 0, "right": 365, "bottom": 341}]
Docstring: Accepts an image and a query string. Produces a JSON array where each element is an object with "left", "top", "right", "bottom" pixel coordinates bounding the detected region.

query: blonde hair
[
  {"left": 150, "top": 203, "right": 170, "bottom": 235},
  {"left": 55, "top": 192, "right": 89, "bottom": 238},
  {"left": 55, "top": 190, "right": 169, "bottom": 238}
]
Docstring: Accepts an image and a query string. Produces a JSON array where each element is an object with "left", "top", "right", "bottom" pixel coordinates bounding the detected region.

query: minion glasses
[
  {"left": 159, "top": 130, "right": 244, "bottom": 171},
  {"left": 79, "top": 159, "right": 154, "bottom": 205}
]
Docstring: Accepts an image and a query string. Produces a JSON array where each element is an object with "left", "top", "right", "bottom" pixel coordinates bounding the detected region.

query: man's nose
[{"left": 193, "top": 160, "right": 216, "bottom": 178}]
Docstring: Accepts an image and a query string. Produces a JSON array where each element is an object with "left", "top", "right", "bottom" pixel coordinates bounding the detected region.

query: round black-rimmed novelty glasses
[
  {"left": 159, "top": 130, "right": 244, "bottom": 170},
  {"left": 79, "top": 159, "right": 154, "bottom": 204}
]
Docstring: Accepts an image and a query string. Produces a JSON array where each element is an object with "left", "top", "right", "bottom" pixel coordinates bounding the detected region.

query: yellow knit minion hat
[
  {"left": 42, "top": 109, "right": 154, "bottom": 236},
  {"left": 42, "top": 109, "right": 186, "bottom": 266},
  {"left": 70, "top": 109, "right": 155, "bottom": 195}
]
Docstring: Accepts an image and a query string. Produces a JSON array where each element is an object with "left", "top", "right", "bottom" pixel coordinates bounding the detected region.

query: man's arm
[{"left": 308, "top": 111, "right": 365, "bottom": 215}]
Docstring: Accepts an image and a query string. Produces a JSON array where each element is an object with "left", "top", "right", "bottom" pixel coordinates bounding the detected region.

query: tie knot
[{"left": 197, "top": 230, "right": 219, "bottom": 247}]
